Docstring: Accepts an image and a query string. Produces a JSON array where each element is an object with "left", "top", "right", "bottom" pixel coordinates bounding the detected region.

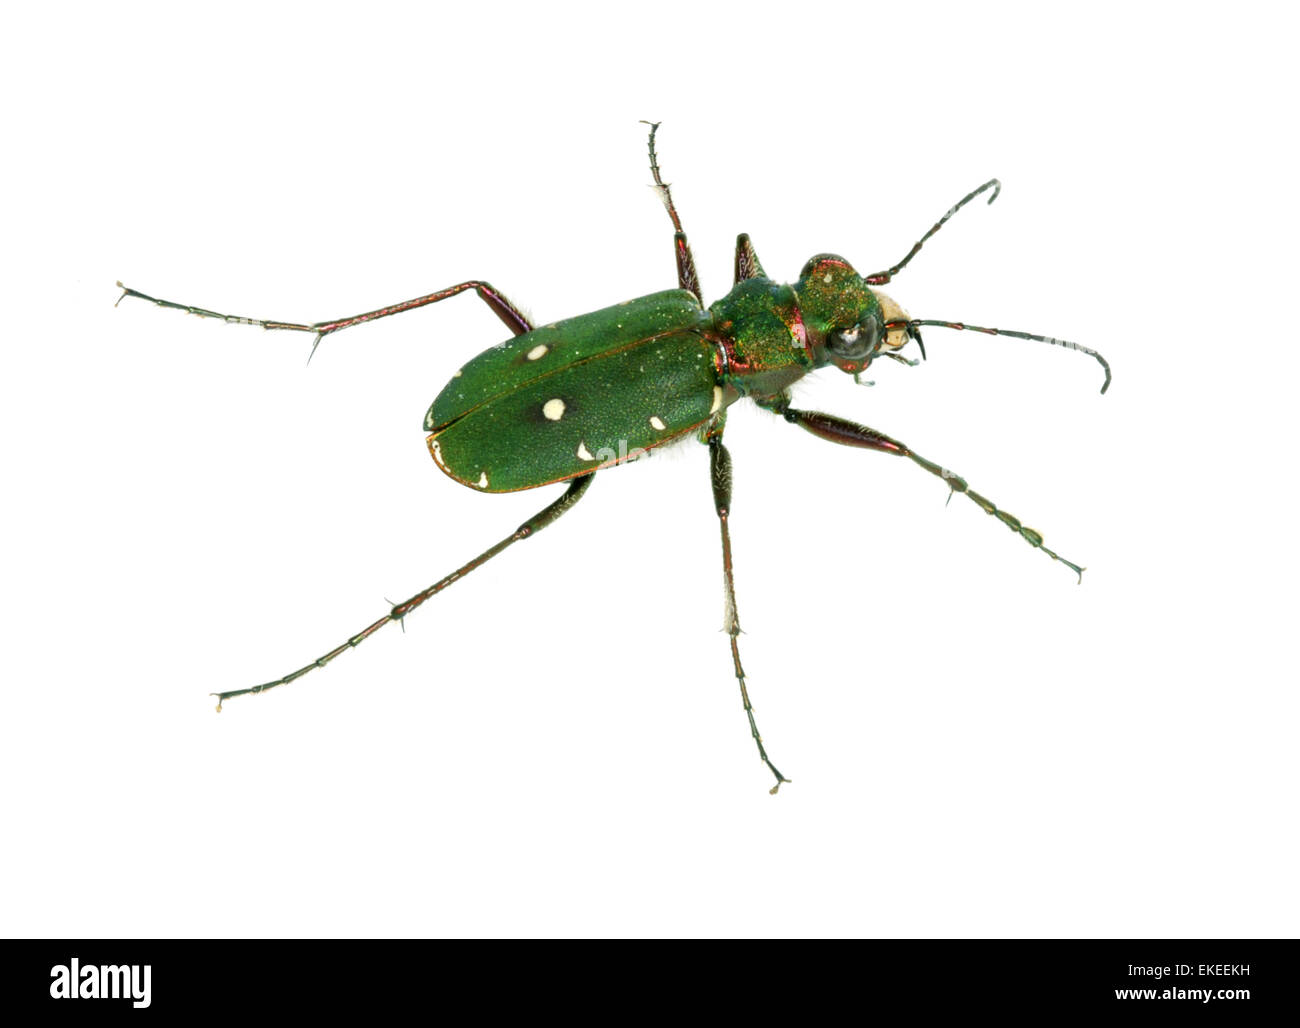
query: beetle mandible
[{"left": 118, "top": 122, "right": 1110, "bottom": 793}]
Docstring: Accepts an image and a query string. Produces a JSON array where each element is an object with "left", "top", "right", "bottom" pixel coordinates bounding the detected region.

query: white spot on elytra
[
  {"left": 649, "top": 415, "right": 667, "bottom": 431},
  {"left": 543, "top": 398, "right": 565, "bottom": 421},
  {"left": 477, "top": 471, "right": 489, "bottom": 488},
  {"left": 709, "top": 386, "right": 723, "bottom": 415},
  {"left": 526, "top": 344, "right": 548, "bottom": 361},
  {"left": 576, "top": 441, "right": 595, "bottom": 461},
  {"left": 453, "top": 369, "right": 463, "bottom": 378},
  {"left": 822, "top": 272, "right": 832, "bottom": 284}
]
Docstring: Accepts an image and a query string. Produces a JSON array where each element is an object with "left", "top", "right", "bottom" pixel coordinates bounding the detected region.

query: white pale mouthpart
[{"left": 543, "top": 398, "right": 566, "bottom": 420}]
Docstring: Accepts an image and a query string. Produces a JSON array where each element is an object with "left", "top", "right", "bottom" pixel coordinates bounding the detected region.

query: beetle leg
[
  {"left": 762, "top": 397, "right": 1086, "bottom": 582},
  {"left": 116, "top": 278, "right": 534, "bottom": 359},
  {"left": 733, "top": 233, "right": 766, "bottom": 284},
  {"left": 211, "top": 474, "right": 593, "bottom": 711},
  {"left": 640, "top": 121, "right": 702, "bottom": 301},
  {"left": 704, "top": 423, "right": 791, "bottom": 794}
]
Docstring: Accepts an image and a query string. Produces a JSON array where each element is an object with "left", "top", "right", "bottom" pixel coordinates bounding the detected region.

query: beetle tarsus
[
  {"left": 765, "top": 763, "right": 792, "bottom": 795},
  {"left": 748, "top": 708, "right": 791, "bottom": 794}
]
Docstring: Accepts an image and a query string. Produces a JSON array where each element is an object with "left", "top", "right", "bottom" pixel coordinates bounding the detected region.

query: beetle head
[{"left": 795, "top": 255, "right": 922, "bottom": 376}]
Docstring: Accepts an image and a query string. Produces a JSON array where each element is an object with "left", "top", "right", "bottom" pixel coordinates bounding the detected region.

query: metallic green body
[{"left": 425, "top": 257, "right": 886, "bottom": 493}]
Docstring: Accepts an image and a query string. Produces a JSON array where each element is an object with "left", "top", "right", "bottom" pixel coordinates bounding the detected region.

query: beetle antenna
[
  {"left": 887, "top": 318, "right": 1112, "bottom": 395},
  {"left": 865, "top": 179, "right": 1000, "bottom": 285}
]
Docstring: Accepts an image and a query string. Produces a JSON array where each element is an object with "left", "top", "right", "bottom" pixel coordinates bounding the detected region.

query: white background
[{"left": 3, "top": 1, "right": 1296, "bottom": 938}]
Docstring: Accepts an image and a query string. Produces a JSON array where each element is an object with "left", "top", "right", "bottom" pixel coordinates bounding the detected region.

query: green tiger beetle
[{"left": 117, "top": 122, "right": 1110, "bottom": 794}]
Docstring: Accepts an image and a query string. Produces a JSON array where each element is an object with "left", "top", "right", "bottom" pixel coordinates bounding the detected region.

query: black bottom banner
[{"left": 1, "top": 938, "right": 1290, "bottom": 1019}]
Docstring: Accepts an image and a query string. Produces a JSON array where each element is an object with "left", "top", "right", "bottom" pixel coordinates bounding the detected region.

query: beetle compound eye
[
  {"left": 829, "top": 324, "right": 863, "bottom": 355},
  {"left": 863, "top": 314, "right": 882, "bottom": 353},
  {"left": 829, "top": 314, "right": 881, "bottom": 359}
]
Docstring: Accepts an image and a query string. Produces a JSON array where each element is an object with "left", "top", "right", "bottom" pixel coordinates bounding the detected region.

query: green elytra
[{"left": 117, "top": 122, "right": 1110, "bottom": 793}]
